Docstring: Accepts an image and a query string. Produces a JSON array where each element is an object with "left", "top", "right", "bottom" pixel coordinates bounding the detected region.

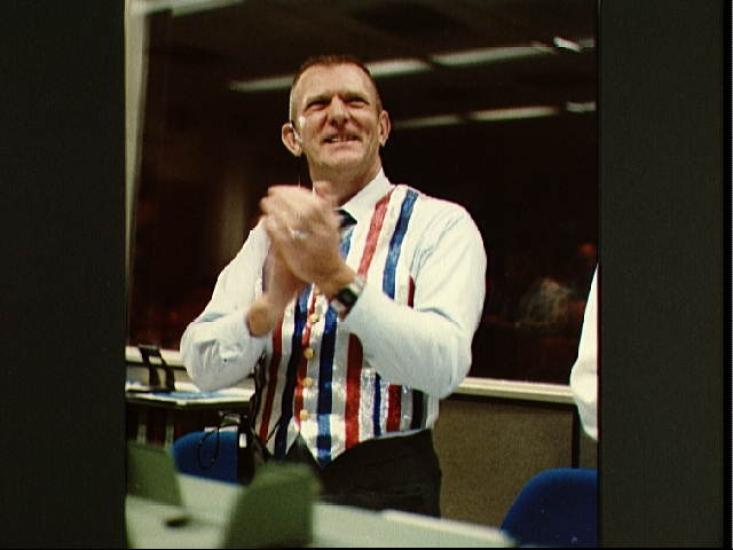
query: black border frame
[
  {"left": 0, "top": 0, "right": 727, "bottom": 546},
  {"left": 600, "top": 0, "right": 727, "bottom": 545},
  {"left": 0, "top": 3, "right": 126, "bottom": 546}
]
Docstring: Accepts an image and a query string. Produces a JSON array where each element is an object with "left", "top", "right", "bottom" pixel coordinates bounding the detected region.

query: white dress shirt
[{"left": 180, "top": 170, "right": 486, "bottom": 462}]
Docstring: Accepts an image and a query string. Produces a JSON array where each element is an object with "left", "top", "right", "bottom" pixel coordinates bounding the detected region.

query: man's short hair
[{"left": 288, "top": 54, "right": 383, "bottom": 122}]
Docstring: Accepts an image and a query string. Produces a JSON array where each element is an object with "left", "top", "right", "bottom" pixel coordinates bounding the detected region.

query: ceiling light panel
[
  {"left": 430, "top": 44, "right": 554, "bottom": 67},
  {"left": 229, "top": 74, "right": 293, "bottom": 93},
  {"left": 393, "top": 114, "right": 464, "bottom": 130},
  {"left": 229, "top": 58, "right": 432, "bottom": 94},
  {"left": 131, "top": 0, "right": 242, "bottom": 16},
  {"left": 365, "top": 58, "right": 432, "bottom": 78},
  {"left": 565, "top": 101, "right": 597, "bottom": 113},
  {"left": 468, "top": 106, "right": 560, "bottom": 122},
  {"left": 552, "top": 36, "right": 582, "bottom": 52}
]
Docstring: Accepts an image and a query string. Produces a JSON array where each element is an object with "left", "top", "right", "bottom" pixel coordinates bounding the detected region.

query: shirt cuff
[
  {"left": 219, "top": 306, "right": 269, "bottom": 359},
  {"left": 337, "top": 281, "right": 380, "bottom": 332}
]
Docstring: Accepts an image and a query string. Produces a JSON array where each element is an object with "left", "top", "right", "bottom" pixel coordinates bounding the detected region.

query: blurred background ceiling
[
  {"left": 137, "top": 0, "right": 596, "bottom": 139},
  {"left": 131, "top": 0, "right": 598, "bottom": 238},
  {"left": 128, "top": 0, "right": 599, "bottom": 376},
  {"left": 131, "top": 0, "right": 599, "bottom": 274}
]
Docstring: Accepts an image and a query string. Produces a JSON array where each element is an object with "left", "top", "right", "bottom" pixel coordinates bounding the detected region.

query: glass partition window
[{"left": 126, "top": 0, "right": 597, "bottom": 384}]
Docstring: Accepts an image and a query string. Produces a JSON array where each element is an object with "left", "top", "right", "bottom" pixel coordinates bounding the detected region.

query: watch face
[{"left": 336, "top": 287, "right": 359, "bottom": 308}]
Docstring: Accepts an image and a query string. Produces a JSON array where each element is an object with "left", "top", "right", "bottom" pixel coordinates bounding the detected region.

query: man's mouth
[{"left": 323, "top": 134, "right": 359, "bottom": 144}]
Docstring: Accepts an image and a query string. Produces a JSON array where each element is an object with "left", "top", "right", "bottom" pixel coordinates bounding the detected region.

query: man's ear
[
  {"left": 378, "top": 110, "right": 391, "bottom": 147},
  {"left": 281, "top": 122, "right": 302, "bottom": 157}
]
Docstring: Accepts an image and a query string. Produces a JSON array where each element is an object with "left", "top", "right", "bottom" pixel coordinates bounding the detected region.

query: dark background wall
[{"left": 0, "top": 0, "right": 726, "bottom": 546}]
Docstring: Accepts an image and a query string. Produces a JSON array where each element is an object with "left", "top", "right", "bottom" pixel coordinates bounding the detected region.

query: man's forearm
[
  {"left": 341, "top": 284, "right": 478, "bottom": 398},
  {"left": 246, "top": 293, "right": 289, "bottom": 336}
]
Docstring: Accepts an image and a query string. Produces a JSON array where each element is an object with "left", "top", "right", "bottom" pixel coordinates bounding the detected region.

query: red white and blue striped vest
[{"left": 251, "top": 184, "right": 438, "bottom": 466}]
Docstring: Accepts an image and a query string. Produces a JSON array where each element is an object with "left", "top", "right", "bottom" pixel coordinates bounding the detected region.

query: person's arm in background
[{"left": 569, "top": 267, "right": 598, "bottom": 441}]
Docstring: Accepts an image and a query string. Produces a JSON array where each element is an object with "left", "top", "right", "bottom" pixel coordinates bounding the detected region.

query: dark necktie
[
  {"left": 336, "top": 209, "right": 356, "bottom": 257},
  {"left": 337, "top": 208, "right": 356, "bottom": 230}
]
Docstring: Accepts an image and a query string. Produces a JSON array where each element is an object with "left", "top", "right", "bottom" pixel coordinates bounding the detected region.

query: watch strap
[{"left": 330, "top": 275, "right": 365, "bottom": 318}]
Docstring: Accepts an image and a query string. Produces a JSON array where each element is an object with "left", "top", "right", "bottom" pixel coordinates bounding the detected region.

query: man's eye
[{"left": 305, "top": 101, "right": 326, "bottom": 112}]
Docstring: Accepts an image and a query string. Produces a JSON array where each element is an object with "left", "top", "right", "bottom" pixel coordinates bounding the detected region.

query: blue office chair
[
  {"left": 171, "top": 428, "right": 239, "bottom": 484},
  {"left": 501, "top": 467, "right": 598, "bottom": 547}
]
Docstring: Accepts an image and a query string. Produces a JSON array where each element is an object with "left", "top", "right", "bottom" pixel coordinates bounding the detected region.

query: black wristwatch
[{"left": 330, "top": 275, "right": 365, "bottom": 318}]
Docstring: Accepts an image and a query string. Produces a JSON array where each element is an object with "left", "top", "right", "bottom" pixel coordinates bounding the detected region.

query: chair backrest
[
  {"left": 127, "top": 441, "right": 184, "bottom": 505},
  {"left": 172, "top": 428, "right": 239, "bottom": 484},
  {"left": 501, "top": 467, "right": 598, "bottom": 547},
  {"left": 221, "top": 462, "right": 317, "bottom": 548}
]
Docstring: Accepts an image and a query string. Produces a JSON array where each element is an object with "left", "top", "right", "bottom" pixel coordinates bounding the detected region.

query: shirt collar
[{"left": 338, "top": 169, "right": 393, "bottom": 225}]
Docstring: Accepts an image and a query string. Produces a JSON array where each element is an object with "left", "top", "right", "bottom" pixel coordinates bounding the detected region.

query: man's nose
[{"left": 326, "top": 97, "right": 348, "bottom": 124}]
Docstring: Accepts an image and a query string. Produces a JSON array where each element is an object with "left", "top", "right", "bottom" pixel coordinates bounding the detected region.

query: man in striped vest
[{"left": 181, "top": 54, "right": 486, "bottom": 516}]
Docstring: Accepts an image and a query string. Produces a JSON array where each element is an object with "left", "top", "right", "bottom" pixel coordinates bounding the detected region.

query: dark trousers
[{"left": 279, "top": 430, "right": 442, "bottom": 517}]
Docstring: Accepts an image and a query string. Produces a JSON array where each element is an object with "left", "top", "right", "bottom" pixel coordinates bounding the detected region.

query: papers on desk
[{"left": 125, "top": 381, "right": 254, "bottom": 407}]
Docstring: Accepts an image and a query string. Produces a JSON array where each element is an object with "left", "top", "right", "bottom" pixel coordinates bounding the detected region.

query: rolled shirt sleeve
[
  {"left": 341, "top": 202, "right": 487, "bottom": 398},
  {"left": 179, "top": 223, "right": 270, "bottom": 391}
]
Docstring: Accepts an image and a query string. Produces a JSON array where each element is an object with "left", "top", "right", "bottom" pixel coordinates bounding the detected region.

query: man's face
[{"left": 288, "top": 63, "right": 390, "bottom": 182}]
